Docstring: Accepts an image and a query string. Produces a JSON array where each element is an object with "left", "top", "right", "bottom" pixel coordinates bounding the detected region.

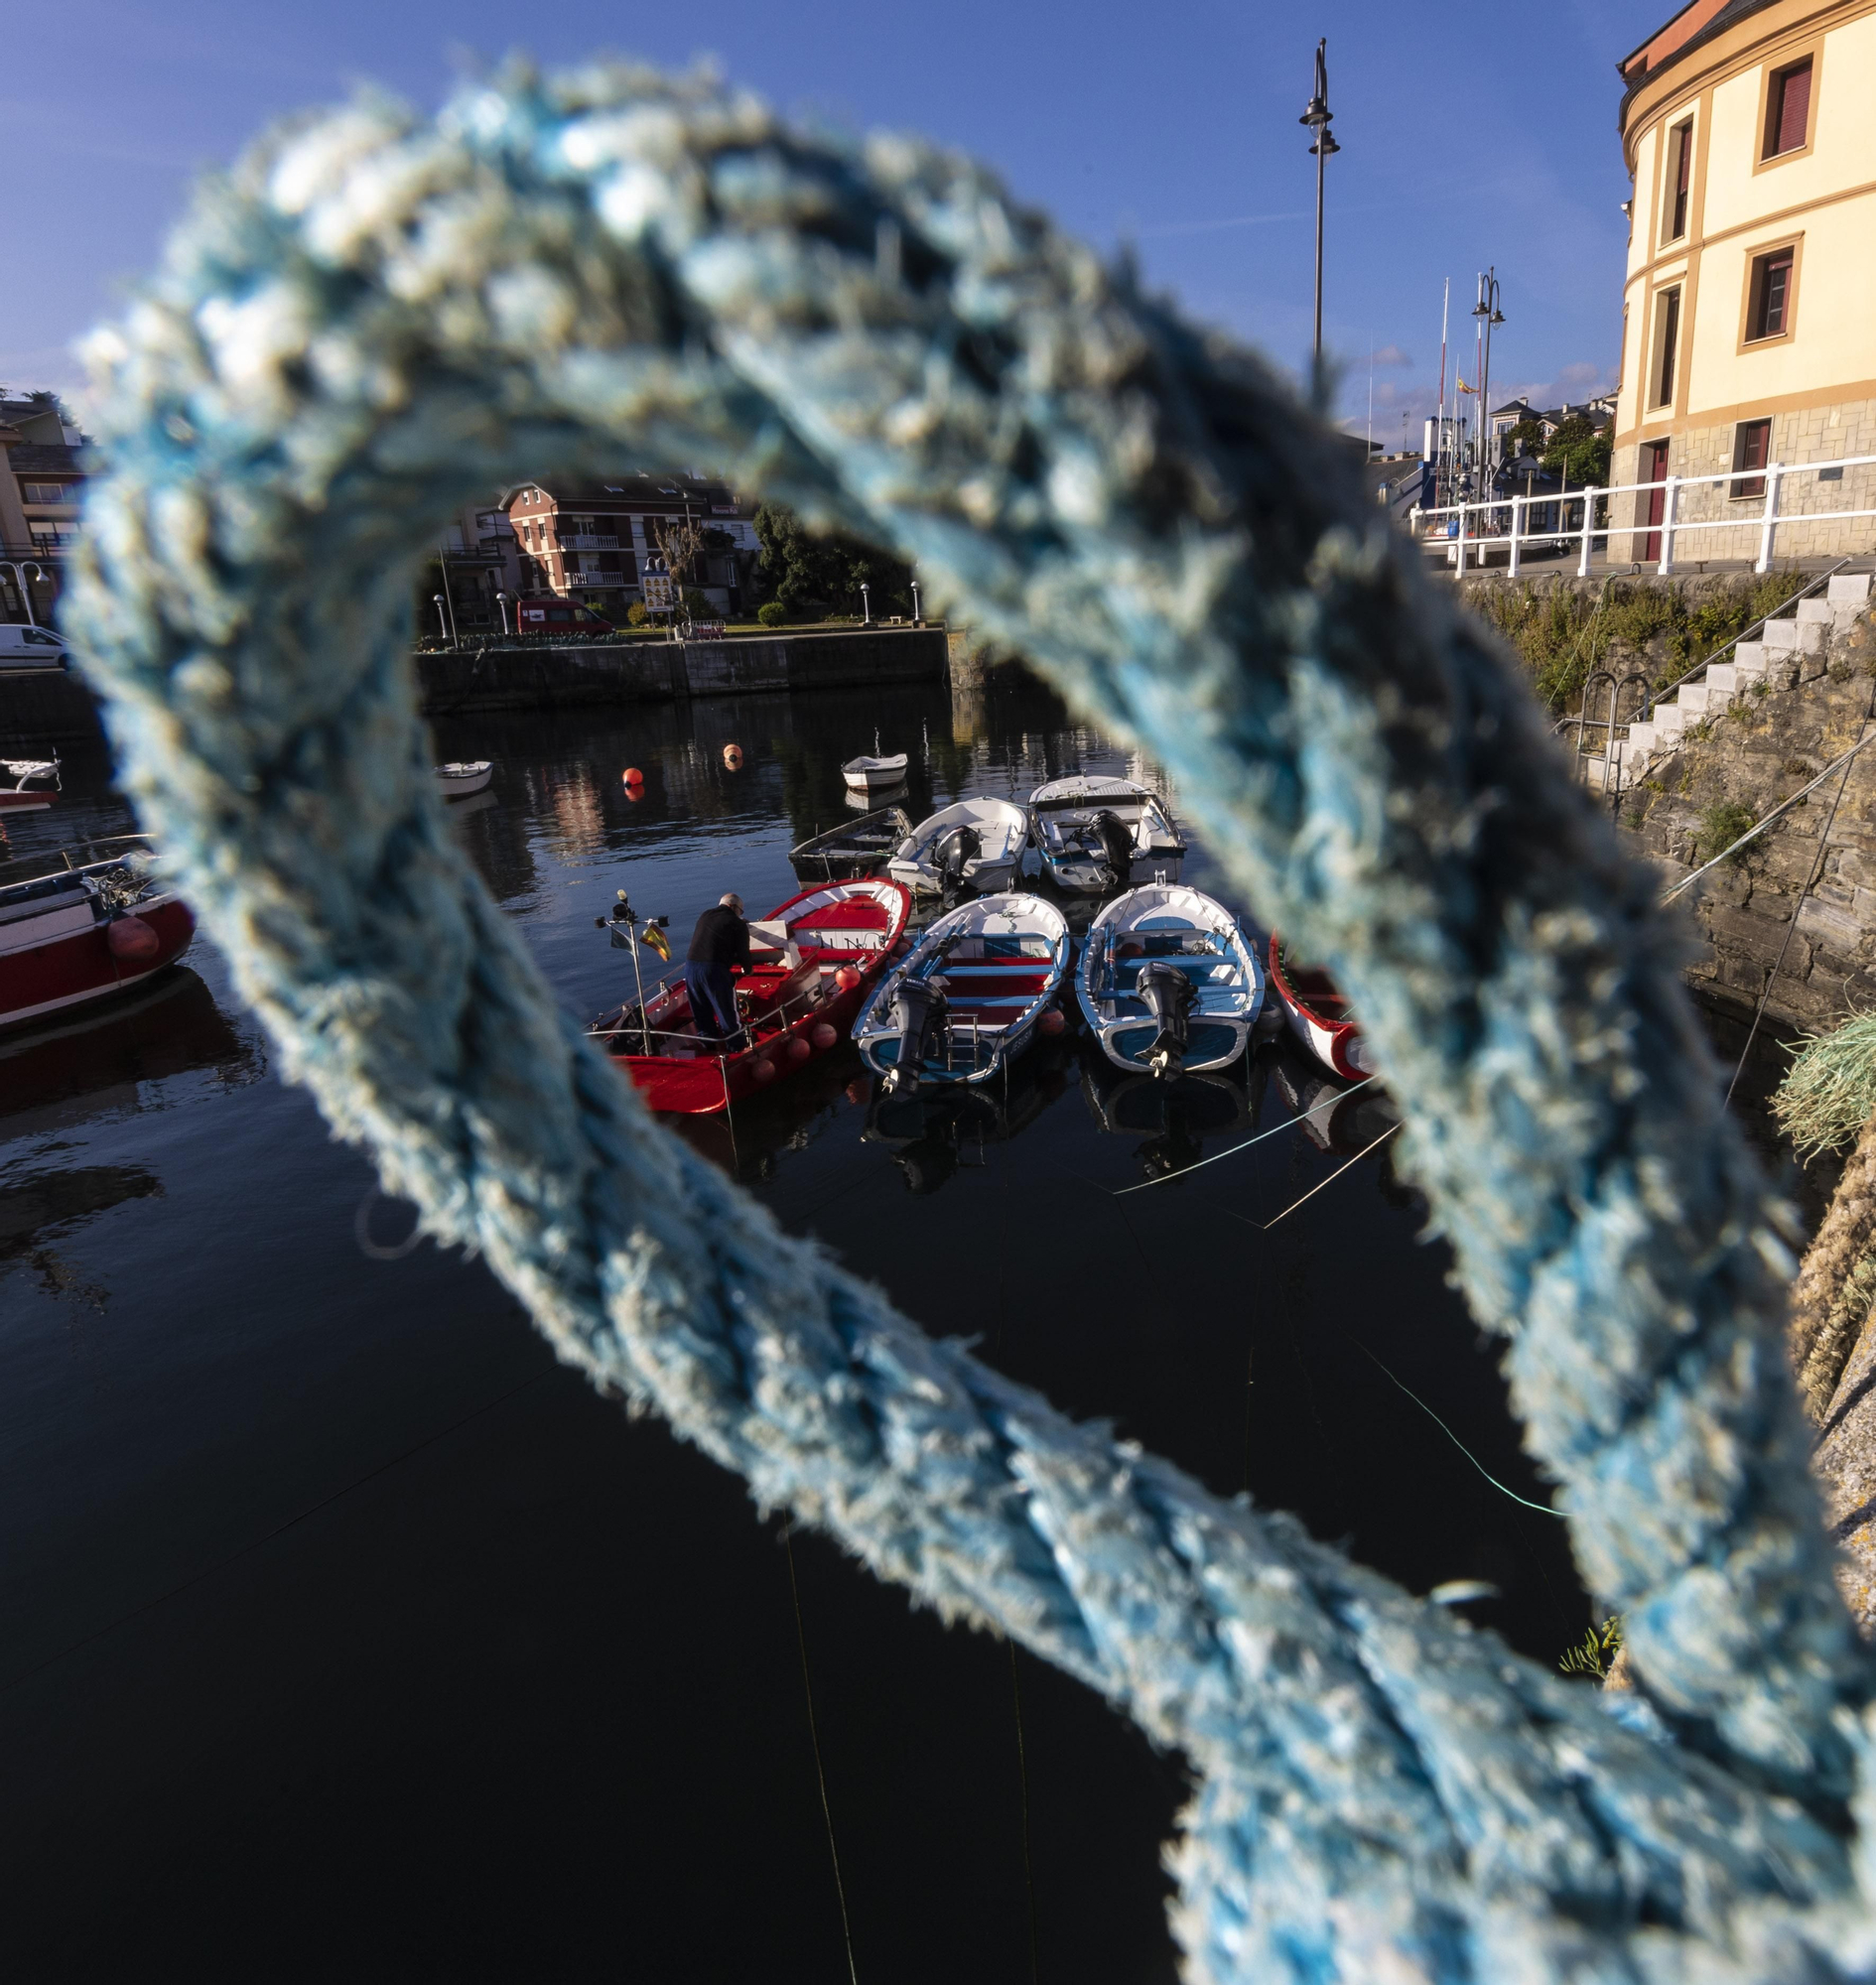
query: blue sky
[{"left": 6, "top": 0, "right": 1662, "bottom": 443}]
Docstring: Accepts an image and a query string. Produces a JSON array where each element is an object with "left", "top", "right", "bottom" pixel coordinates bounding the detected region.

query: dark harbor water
[{"left": 2, "top": 670, "right": 1767, "bottom": 1979}]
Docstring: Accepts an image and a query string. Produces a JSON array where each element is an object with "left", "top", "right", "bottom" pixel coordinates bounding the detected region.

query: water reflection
[
  {"left": 862, "top": 1029, "right": 1079, "bottom": 1195},
  {"left": 1080, "top": 1049, "right": 1262, "bottom": 1183}
]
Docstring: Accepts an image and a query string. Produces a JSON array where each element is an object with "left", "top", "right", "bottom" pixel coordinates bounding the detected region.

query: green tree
[
  {"left": 1505, "top": 415, "right": 1548, "bottom": 460},
  {"left": 752, "top": 502, "right": 912, "bottom": 617},
  {"left": 1541, "top": 414, "right": 1614, "bottom": 487}
]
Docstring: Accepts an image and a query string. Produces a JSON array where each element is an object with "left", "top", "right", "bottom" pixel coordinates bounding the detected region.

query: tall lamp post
[
  {"left": 1472, "top": 270, "right": 1506, "bottom": 483},
  {"left": 495, "top": 590, "right": 512, "bottom": 636},
  {"left": 1299, "top": 39, "right": 1340, "bottom": 376},
  {"left": 860, "top": 581, "right": 871, "bottom": 626}
]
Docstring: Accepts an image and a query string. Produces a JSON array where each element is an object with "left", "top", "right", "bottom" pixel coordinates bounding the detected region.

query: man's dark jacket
[{"left": 687, "top": 904, "right": 751, "bottom": 967}]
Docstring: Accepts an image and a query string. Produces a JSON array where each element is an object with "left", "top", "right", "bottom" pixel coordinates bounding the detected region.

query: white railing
[{"left": 1409, "top": 452, "right": 1876, "bottom": 579}]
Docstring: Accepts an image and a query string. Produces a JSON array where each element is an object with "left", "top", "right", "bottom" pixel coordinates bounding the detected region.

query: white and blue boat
[
  {"left": 1028, "top": 776, "right": 1184, "bottom": 894},
  {"left": 854, "top": 892, "right": 1070, "bottom": 1090},
  {"left": 1076, "top": 884, "right": 1262, "bottom": 1077}
]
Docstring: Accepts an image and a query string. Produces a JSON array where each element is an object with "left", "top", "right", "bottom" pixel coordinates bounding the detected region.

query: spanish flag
[
  {"left": 639, "top": 924, "right": 672, "bottom": 963},
  {"left": 1457, "top": 377, "right": 1476, "bottom": 395}
]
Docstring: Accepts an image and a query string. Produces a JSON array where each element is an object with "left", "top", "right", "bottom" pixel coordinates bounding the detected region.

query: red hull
[
  {"left": 1266, "top": 933, "right": 1372, "bottom": 1081},
  {"left": 595, "top": 878, "right": 911, "bottom": 1114},
  {"left": 0, "top": 895, "right": 196, "bottom": 1030}
]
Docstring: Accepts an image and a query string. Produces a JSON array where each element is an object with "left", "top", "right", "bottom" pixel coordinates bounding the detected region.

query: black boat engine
[
  {"left": 1136, "top": 959, "right": 1196, "bottom": 1078},
  {"left": 1086, "top": 808, "right": 1135, "bottom": 891},
  {"left": 886, "top": 975, "right": 950, "bottom": 1092},
  {"left": 932, "top": 824, "right": 981, "bottom": 894}
]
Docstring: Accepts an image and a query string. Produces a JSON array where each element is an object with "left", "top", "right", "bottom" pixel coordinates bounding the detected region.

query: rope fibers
[{"left": 67, "top": 63, "right": 1876, "bottom": 1982}]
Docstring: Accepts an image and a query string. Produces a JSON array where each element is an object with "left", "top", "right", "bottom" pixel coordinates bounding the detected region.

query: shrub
[
  {"left": 1694, "top": 799, "right": 1756, "bottom": 866},
  {"left": 756, "top": 600, "right": 787, "bottom": 628},
  {"left": 626, "top": 600, "right": 648, "bottom": 626}
]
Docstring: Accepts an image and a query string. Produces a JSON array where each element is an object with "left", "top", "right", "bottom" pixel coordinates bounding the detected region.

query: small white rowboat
[
  {"left": 843, "top": 753, "right": 909, "bottom": 794},
  {"left": 436, "top": 760, "right": 494, "bottom": 799}
]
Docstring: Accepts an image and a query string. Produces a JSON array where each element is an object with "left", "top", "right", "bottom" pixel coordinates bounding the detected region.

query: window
[
  {"left": 1745, "top": 246, "right": 1795, "bottom": 340},
  {"left": 1730, "top": 419, "right": 1772, "bottom": 499},
  {"left": 1665, "top": 121, "right": 1693, "bottom": 242},
  {"left": 1650, "top": 287, "right": 1681, "bottom": 409},
  {"left": 28, "top": 523, "right": 77, "bottom": 549},
  {"left": 1764, "top": 58, "right": 1811, "bottom": 159},
  {"left": 20, "top": 480, "right": 77, "bottom": 505}
]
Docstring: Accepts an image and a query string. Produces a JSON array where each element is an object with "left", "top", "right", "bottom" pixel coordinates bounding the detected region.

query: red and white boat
[
  {"left": 0, "top": 837, "right": 196, "bottom": 1030},
  {"left": 591, "top": 877, "right": 912, "bottom": 1114},
  {"left": 1266, "top": 934, "right": 1376, "bottom": 1080},
  {"left": 1, "top": 756, "right": 62, "bottom": 814}
]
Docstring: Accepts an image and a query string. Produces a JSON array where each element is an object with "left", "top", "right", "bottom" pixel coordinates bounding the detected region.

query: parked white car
[{"left": 0, "top": 625, "right": 72, "bottom": 670}]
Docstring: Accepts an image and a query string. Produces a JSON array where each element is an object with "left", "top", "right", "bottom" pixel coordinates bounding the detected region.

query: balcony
[
  {"left": 564, "top": 572, "right": 627, "bottom": 588},
  {"left": 561, "top": 533, "right": 620, "bottom": 550}
]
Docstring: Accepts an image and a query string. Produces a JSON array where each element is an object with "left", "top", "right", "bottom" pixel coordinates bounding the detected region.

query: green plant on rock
[
  {"left": 1559, "top": 1616, "right": 1623, "bottom": 1680},
  {"left": 1694, "top": 799, "right": 1757, "bottom": 865},
  {"left": 1775, "top": 1012, "right": 1876, "bottom": 1162}
]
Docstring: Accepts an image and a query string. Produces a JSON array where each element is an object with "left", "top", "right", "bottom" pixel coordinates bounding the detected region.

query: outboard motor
[
  {"left": 886, "top": 975, "right": 950, "bottom": 1092},
  {"left": 1087, "top": 809, "right": 1135, "bottom": 892},
  {"left": 932, "top": 824, "right": 981, "bottom": 894},
  {"left": 1136, "top": 959, "right": 1196, "bottom": 1078}
]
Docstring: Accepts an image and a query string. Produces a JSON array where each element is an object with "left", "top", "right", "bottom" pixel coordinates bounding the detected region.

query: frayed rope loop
[{"left": 67, "top": 62, "right": 1876, "bottom": 1982}]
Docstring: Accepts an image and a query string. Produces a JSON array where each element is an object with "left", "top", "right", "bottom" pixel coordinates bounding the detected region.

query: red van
[{"left": 515, "top": 596, "right": 616, "bottom": 635}]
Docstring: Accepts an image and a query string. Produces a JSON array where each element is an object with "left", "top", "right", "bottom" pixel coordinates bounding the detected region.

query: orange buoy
[
  {"left": 107, "top": 916, "right": 160, "bottom": 962},
  {"left": 788, "top": 1036, "right": 812, "bottom": 1063},
  {"left": 622, "top": 766, "right": 644, "bottom": 786},
  {"left": 723, "top": 743, "right": 743, "bottom": 769},
  {"left": 811, "top": 1021, "right": 839, "bottom": 1050},
  {"left": 623, "top": 784, "right": 643, "bottom": 802},
  {"left": 1039, "top": 1007, "right": 1066, "bottom": 1036},
  {"left": 834, "top": 966, "right": 863, "bottom": 992},
  {"left": 750, "top": 1058, "right": 777, "bottom": 1084}
]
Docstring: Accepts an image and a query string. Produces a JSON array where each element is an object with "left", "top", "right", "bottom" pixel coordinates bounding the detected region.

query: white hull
[
  {"left": 843, "top": 753, "right": 909, "bottom": 793},
  {"left": 437, "top": 761, "right": 493, "bottom": 798},
  {"left": 1028, "top": 776, "right": 1184, "bottom": 895},
  {"left": 1077, "top": 884, "right": 1262, "bottom": 1075},
  {"left": 887, "top": 797, "right": 1031, "bottom": 897}
]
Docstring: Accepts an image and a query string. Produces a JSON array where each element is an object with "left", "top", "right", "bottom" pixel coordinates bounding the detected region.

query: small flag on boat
[{"left": 639, "top": 924, "right": 671, "bottom": 963}]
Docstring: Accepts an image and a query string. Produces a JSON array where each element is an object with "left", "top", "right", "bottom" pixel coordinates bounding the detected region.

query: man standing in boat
[{"left": 685, "top": 891, "right": 750, "bottom": 1043}]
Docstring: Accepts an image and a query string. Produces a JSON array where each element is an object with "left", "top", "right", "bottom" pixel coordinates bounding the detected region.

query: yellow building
[{"left": 1615, "top": 0, "right": 1876, "bottom": 560}]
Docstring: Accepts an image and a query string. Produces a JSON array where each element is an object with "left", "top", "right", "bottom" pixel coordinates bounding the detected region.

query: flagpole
[{"left": 1436, "top": 277, "right": 1449, "bottom": 501}]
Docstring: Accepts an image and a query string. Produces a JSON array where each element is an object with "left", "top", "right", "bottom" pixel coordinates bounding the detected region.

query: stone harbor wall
[{"left": 1617, "top": 595, "right": 1876, "bottom": 1033}]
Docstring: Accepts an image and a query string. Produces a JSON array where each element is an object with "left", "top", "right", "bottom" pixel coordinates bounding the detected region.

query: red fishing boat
[
  {"left": 591, "top": 877, "right": 912, "bottom": 1114},
  {"left": 0, "top": 836, "right": 196, "bottom": 1030},
  {"left": 1266, "top": 934, "right": 1376, "bottom": 1080}
]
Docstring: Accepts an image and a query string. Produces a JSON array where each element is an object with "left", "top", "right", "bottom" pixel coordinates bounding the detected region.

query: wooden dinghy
[
  {"left": 1266, "top": 935, "right": 1376, "bottom": 1080},
  {"left": 843, "top": 752, "right": 909, "bottom": 794},
  {"left": 591, "top": 877, "right": 910, "bottom": 1114},
  {"left": 886, "top": 797, "right": 1030, "bottom": 897},
  {"left": 854, "top": 890, "right": 1070, "bottom": 1090},
  {"left": 1029, "top": 776, "right": 1184, "bottom": 894},
  {"left": 1077, "top": 884, "right": 1262, "bottom": 1077},
  {"left": 789, "top": 805, "right": 915, "bottom": 883}
]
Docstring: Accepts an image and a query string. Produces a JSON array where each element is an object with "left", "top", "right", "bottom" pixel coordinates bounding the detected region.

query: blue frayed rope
[{"left": 67, "top": 63, "right": 1876, "bottom": 1982}]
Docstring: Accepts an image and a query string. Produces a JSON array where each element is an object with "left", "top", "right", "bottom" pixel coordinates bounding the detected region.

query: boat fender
[
  {"left": 788, "top": 1036, "right": 812, "bottom": 1062},
  {"left": 834, "top": 966, "right": 863, "bottom": 992},
  {"left": 750, "top": 1058, "right": 777, "bottom": 1084},
  {"left": 107, "top": 914, "right": 161, "bottom": 962},
  {"left": 1039, "top": 1007, "right": 1066, "bottom": 1037},
  {"left": 812, "top": 1021, "right": 839, "bottom": 1049},
  {"left": 1137, "top": 959, "right": 1196, "bottom": 1078}
]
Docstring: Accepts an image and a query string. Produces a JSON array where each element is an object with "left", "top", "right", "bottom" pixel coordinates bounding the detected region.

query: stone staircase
[{"left": 1582, "top": 568, "right": 1874, "bottom": 792}]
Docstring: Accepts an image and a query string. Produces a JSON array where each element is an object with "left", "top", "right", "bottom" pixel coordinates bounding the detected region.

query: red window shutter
[{"left": 1775, "top": 61, "right": 1811, "bottom": 154}]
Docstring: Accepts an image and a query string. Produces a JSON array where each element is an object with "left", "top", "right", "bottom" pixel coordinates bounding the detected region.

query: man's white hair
[{"left": 721, "top": 891, "right": 742, "bottom": 909}]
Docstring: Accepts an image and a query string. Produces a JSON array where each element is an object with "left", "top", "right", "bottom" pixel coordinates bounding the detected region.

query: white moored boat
[
  {"left": 436, "top": 760, "right": 493, "bottom": 798},
  {"left": 855, "top": 891, "right": 1070, "bottom": 1089},
  {"left": 1077, "top": 884, "right": 1263, "bottom": 1077},
  {"left": 1028, "top": 776, "right": 1184, "bottom": 893},
  {"left": 887, "top": 797, "right": 1030, "bottom": 897},
  {"left": 842, "top": 752, "right": 909, "bottom": 795},
  {"left": 0, "top": 757, "right": 62, "bottom": 815}
]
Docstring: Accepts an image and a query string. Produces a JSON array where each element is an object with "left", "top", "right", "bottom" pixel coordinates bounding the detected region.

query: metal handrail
[{"left": 1643, "top": 558, "right": 1851, "bottom": 708}]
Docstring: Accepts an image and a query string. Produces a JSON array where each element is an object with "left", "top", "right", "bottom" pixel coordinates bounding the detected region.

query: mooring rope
[{"left": 66, "top": 65, "right": 1876, "bottom": 1982}]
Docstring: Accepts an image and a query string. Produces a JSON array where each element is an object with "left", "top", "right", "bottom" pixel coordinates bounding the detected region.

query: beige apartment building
[{"left": 1615, "top": 0, "right": 1876, "bottom": 560}]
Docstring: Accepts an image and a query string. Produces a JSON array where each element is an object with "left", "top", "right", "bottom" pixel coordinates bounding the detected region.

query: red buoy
[
  {"left": 835, "top": 966, "right": 863, "bottom": 992},
  {"left": 811, "top": 1022, "right": 839, "bottom": 1050},
  {"left": 1039, "top": 1008, "right": 1066, "bottom": 1037},
  {"left": 750, "top": 1058, "right": 777, "bottom": 1084},
  {"left": 107, "top": 916, "right": 160, "bottom": 962},
  {"left": 788, "top": 1036, "right": 812, "bottom": 1063},
  {"left": 622, "top": 766, "right": 644, "bottom": 786},
  {"left": 723, "top": 743, "right": 743, "bottom": 769}
]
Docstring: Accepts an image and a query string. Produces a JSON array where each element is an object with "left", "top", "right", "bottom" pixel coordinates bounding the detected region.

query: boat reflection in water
[
  {"left": 863, "top": 1027, "right": 1078, "bottom": 1194},
  {"left": 661, "top": 1043, "right": 870, "bottom": 1186},
  {"left": 1079, "top": 1045, "right": 1261, "bottom": 1182},
  {"left": 1, "top": 967, "right": 262, "bottom": 1303},
  {"left": 1265, "top": 1035, "right": 1415, "bottom": 1210}
]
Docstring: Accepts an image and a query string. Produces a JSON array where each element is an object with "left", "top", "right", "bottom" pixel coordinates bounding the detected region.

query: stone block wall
[
  {"left": 1619, "top": 595, "right": 1876, "bottom": 1031},
  {"left": 1618, "top": 395, "right": 1876, "bottom": 565}
]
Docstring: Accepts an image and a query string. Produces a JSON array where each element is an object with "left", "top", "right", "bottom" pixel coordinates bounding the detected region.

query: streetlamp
[
  {"left": 1299, "top": 38, "right": 1340, "bottom": 376},
  {"left": 860, "top": 581, "right": 871, "bottom": 625},
  {"left": 432, "top": 595, "right": 450, "bottom": 641},
  {"left": 1472, "top": 270, "right": 1506, "bottom": 478},
  {"left": 909, "top": 580, "right": 921, "bottom": 625},
  {"left": 495, "top": 590, "right": 512, "bottom": 636}
]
